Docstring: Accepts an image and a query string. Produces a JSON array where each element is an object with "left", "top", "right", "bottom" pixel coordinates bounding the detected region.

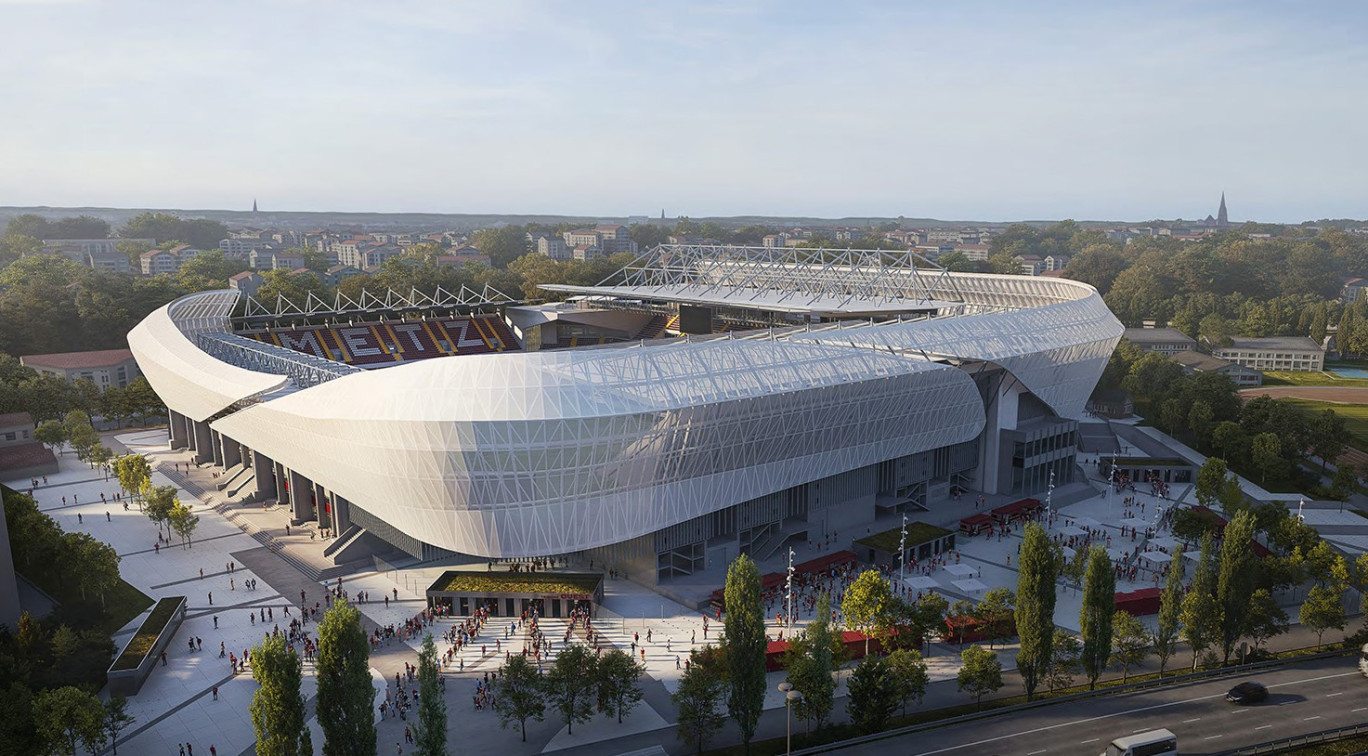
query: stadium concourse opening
[{"left": 425, "top": 569, "right": 604, "bottom": 619}]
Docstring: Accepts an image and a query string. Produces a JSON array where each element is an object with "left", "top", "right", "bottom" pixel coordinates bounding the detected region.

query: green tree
[
  {"left": 1079, "top": 545, "right": 1115, "bottom": 689},
  {"left": 102, "top": 695, "right": 135, "bottom": 755},
  {"left": 847, "top": 655, "right": 899, "bottom": 734},
  {"left": 1188, "top": 400, "right": 1214, "bottom": 447},
  {"left": 596, "top": 648, "right": 646, "bottom": 724},
  {"left": 492, "top": 653, "right": 545, "bottom": 742},
  {"left": 722, "top": 554, "right": 766, "bottom": 752},
  {"left": 1216, "top": 511, "right": 1258, "bottom": 663},
  {"left": 1195, "top": 457, "right": 1230, "bottom": 507},
  {"left": 783, "top": 593, "right": 836, "bottom": 732},
  {"left": 413, "top": 634, "right": 447, "bottom": 756},
  {"left": 1015, "top": 522, "right": 1057, "bottom": 700},
  {"left": 112, "top": 454, "right": 152, "bottom": 509},
  {"left": 144, "top": 485, "right": 177, "bottom": 539},
  {"left": 545, "top": 644, "right": 597, "bottom": 735},
  {"left": 1109, "top": 611, "right": 1150, "bottom": 681},
  {"left": 33, "top": 685, "right": 104, "bottom": 756},
  {"left": 1246, "top": 588, "right": 1288, "bottom": 651},
  {"left": 886, "top": 648, "right": 929, "bottom": 715},
  {"left": 1212, "top": 421, "right": 1245, "bottom": 461},
  {"left": 1300, "top": 583, "right": 1346, "bottom": 648},
  {"left": 1181, "top": 534, "right": 1220, "bottom": 670},
  {"left": 974, "top": 586, "right": 1016, "bottom": 649},
  {"left": 1309, "top": 408, "right": 1349, "bottom": 474},
  {"left": 842, "top": 569, "right": 892, "bottom": 657},
  {"left": 956, "top": 645, "right": 1003, "bottom": 709},
  {"left": 1154, "top": 549, "right": 1185, "bottom": 674},
  {"left": 1251, "top": 432, "right": 1284, "bottom": 485},
  {"left": 469, "top": 225, "right": 529, "bottom": 269},
  {"left": 250, "top": 634, "right": 310, "bottom": 756},
  {"left": 1046, "top": 630, "right": 1082, "bottom": 692},
  {"left": 33, "top": 419, "right": 66, "bottom": 456},
  {"left": 672, "top": 648, "right": 727, "bottom": 755},
  {"left": 167, "top": 502, "right": 199, "bottom": 549},
  {"left": 316, "top": 599, "right": 375, "bottom": 756}
]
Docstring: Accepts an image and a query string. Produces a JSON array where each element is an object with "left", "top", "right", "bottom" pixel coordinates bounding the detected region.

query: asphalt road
[{"left": 827, "top": 655, "right": 1368, "bottom": 756}]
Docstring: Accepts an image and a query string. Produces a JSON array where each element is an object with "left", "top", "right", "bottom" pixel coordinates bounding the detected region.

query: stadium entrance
[{"left": 425, "top": 570, "right": 604, "bottom": 619}]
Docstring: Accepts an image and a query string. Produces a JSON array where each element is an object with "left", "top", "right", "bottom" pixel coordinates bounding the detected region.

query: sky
[{"left": 1, "top": 0, "right": 1364, "bottom": 223}]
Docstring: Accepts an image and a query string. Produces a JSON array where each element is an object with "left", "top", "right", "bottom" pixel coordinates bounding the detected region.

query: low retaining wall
[{"left": 107, "top": 595, "right": 186, "bottom": 697}]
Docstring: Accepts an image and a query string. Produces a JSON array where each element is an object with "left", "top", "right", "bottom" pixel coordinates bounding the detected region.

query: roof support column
[
  {"left": 252, "top": 452, "right": 276, "bottom": 501},
  {"left": 289, "top": 470, "right": 314, "bottom": 524},
  {"left": 168, "top": 409, "right": 187, "bottom": 449},
  {"left": 192, "top": 421, "right": 213, "bottom": 465}
]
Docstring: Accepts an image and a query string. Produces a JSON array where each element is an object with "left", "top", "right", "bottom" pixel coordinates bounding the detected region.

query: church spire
[
  {"left": 1217, "top": 192, "right": 1228, "bottom": 226},
  {"left": 252, "top": 198, "right": 258, "bottom": 213}
]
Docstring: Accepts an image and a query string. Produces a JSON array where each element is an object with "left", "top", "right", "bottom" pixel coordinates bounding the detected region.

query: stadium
[{"left": 127, "top": 245, "right": 1123, "bottom": 586}]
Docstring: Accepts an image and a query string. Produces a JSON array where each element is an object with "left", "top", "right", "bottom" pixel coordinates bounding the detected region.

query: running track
[{"left": 1238, "top": 385, "right": 1368, "bottom": 403}]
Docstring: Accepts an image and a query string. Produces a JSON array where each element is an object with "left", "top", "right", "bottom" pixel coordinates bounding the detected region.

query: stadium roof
[
  {"left": 543, "top": 244, "right": 965, "bottom": 316},
  {"left": 540, "top": 283, "right": 958, "bottom": 315}
]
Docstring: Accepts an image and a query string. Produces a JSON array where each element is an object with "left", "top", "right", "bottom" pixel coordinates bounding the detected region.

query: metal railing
[{"left": 1221, "top": 721, "right": 1368, "bottom": 755}]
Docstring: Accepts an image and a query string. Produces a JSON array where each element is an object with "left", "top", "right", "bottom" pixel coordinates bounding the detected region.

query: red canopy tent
[
  {"left": 1114, "top": 587, "right": 1161, "bottom": 616},
  {"left": 990, "top": 498, "right": 1041, "bottom": 524},
  {"left": 959, "top": 513, "right": 993, "bottom": 536}
]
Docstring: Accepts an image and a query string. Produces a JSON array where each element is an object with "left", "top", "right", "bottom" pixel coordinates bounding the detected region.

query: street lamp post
[
  {"left": 785, "top": 547, "right": 795, "bottom": 631},
  {"left": 778, "top": 681, "right": 802, "bottom": 755},
  {"left": 1045, "top": 469, "right": 1055, "bottom": 519},
  {"left": 898, "top": 513, "right": 908, "bottom": 585}
]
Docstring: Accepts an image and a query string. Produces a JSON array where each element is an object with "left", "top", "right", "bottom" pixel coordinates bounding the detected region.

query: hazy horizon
[{"left": 3, "top": 1, "right": 1364, "bottom": 223}]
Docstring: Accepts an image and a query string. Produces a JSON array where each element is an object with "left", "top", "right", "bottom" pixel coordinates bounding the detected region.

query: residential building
[
  {"left": 269, "top": 252, "right": 305, "bottom": 271},
  {"left": 563, "top": 229, "right": 602, "bottom": 249},
  {"left": 1121, "top": 327, "right": 1198, "bottom": 355},
  {"left": 323, "top": 265, "right": 363, "bottom": 287},
  {"left": 1014, "top": 254, "right": 1044, "bottom": 276},
  {"left": 0, "top": 412, "right": 59, "bottom": 501},
  {"left": 1168, "top": 350, "right": 1262, "bottom": 386},
  {"left": 536, "top": 235, "right": 570, "bottom": 261},
  {"left": 20, "top": 349, "right": 142, "bottom": 390},
  {"left": 219, "top": 238, "right": 273, "bottom": 257},
  {"left": 140, "top": 245, "right": 199, "bottom": 275},
  {"left": 1042, "top": 254, "right": 1070, "bottom": 272},
  {"left": 594, "top": 225, "right": 636, "bottom": 255},
  {"left": 762, "top": 234, "right": 786, "bottom": 248},
  {"left": 229, "top": 271, "right": 264, "bottom": 298},
  {"left": 88, "top": 251, "right": 132, "bottom": 274},
  {"left": 572, "top": 244, "right": 604, "bottom": 261},
  {"left": 955, "top": 243, "right": 991, "bottom": 262},
  {"left": 1212, "top": 336, "right": 1325, "bottom": 372}
]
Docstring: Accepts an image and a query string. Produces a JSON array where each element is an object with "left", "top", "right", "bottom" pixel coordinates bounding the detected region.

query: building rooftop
[
  {"left": 1122, "top": 327, "right": 1196, "bottom": 345},
  {"left": 1220, "top": 336, "right": 1323, "bottom": 351},
  {"left": 0, "top": 441, "right": 57, "bottom": 471},
  {"left": 20, "top": 348, "right": 136, "bottom": 370},
  {"left": 1169, "top": 350, "right": 1234, "bottom": 372},
  {"left": 0, "top": 411, "right": 35, "bottom": 427}
]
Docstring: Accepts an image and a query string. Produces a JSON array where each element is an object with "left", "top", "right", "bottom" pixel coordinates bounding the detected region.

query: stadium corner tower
[{"left": 128, "top": 246, "right": 1122, "bottom": 583}]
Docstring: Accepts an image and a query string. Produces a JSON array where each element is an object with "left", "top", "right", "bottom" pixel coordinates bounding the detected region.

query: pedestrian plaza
[{"left": 1, "top": 423, "right": 1329, "bottom": 755}]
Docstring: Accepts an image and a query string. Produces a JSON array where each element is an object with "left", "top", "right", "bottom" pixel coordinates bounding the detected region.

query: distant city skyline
[{"left": 1, "top": 1, "right": 1364, "bottom": 223}]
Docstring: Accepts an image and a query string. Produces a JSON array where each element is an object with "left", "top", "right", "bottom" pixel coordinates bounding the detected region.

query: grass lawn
[
  {"left": 858, "top": 522, "right": 953, "bottom": 553},
  {"left": 1282, "top": 398, "right": 1368, "bottom": 451},
  {"left": 1262, "top": 371, "right": 1368, "bottom": 387},
  {"left": 430, "top": 570, "right": 602, "bottom": 596},
  {"left": 111, "top": 596, "right": 181, "bottom": 671},
  {"left": 21, "top": 570, "right": 153, "bottom": 636}
]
